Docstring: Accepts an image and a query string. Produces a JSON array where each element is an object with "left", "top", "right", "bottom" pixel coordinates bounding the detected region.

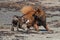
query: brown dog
[
  {"left": 22, "top": 8, "right": 50, "bottom": 32},
  {"left": 32, "top": 8, "right": 51, "bottom": 32}
]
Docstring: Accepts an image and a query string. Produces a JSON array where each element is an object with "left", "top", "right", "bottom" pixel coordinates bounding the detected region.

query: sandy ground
[
  {"left": 0, "top": 26, "right": 60, "bottom": 40},
  {"left": 0, "top": 3, "right": 60, "bottom": 40}
]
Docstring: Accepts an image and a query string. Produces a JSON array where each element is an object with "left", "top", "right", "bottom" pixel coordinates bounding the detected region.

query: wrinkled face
[
  {"left": 18, "top": 17, "right": 28, "bottom": 31},
  {"left": 12, "top": 15, "right": 28, "bottom": 31},
  {"left": 18, "top": 17, "right": 26, "bottom": 24},
  {"left": 22, "top": 24, "right": 28, "bottom": 31}
]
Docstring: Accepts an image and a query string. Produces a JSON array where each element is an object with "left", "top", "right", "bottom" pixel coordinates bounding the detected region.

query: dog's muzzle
[{"left": 22, "top": 24, "right": 28, "bottom": 31}]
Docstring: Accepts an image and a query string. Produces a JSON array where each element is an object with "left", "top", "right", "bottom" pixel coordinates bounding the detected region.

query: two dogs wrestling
[{"left": 11, "top": 8, "right": 53, "bottom": 33}]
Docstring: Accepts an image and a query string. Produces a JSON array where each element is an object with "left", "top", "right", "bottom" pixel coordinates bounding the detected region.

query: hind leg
[
  {"left": 43, "top": 23, "right": 53, "bottom": 33},
  {"left": 41, "top": 20, "right": 50, "bottom": 31},
  {"left": 43, "top": 24, "right": 50, "bottom": 31}
]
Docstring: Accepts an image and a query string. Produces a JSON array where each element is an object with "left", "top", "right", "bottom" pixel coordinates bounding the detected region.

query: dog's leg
[
  {"left": 11, "top": 24, "right": 14, "bottom": 31},
  {"left": 17, "top": 22, "right": 19, "bottom": 31},
  {"left": 43, "top": 23, "right": 53, "bottom": 33},
  {"left": 34, "top": 23, "right": 39, "bottom": 32},
  {"left": 44, "top": 24, "right": 50, "bottom": 31}
]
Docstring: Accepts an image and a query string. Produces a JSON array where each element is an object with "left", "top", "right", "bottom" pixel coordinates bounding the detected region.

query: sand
[{"left": 0, "top": 1, "right": 60, "bottom": 40}]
